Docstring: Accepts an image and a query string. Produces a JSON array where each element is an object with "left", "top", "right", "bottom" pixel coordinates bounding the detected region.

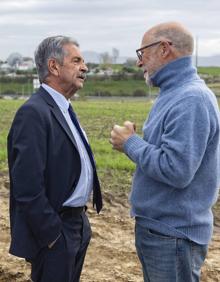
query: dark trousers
[{"left": 31, "top": 212, "right": 91, "bottom": 282}]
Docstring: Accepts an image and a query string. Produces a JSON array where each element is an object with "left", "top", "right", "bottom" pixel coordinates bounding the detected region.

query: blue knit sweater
[{"left": 124, "top": 56, "right": 220, "bottom": 244}]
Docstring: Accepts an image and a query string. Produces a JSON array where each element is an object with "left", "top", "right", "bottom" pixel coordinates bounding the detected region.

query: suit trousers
[{"left": 31, "top": 211, "right": 91, "bottom": 282}]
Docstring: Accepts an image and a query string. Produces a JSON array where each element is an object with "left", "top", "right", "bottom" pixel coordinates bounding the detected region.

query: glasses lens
[{"left": 137, "top": 51, "right": 142, "bottom": 61}]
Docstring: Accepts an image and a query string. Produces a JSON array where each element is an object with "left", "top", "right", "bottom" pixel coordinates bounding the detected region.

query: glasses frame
[{"left": 136, "top": 41, "right": 172, "bottom": 61}]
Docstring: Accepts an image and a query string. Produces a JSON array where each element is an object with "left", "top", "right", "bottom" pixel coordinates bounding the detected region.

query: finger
[
  {"left": 110, "top": 130, "right": 118, "bottom": 138},
  {"left": 124, "top": 121, "right": 133, "bottom": 127},
  {"left": 110, "top": 129, "right": 115, "bottom": 137},
  {"left": 124, "top": 121, "right": 136, "bottom": 131},
  {"left": 109, "top": 137, "right": 117, "bottom": 145},
  {"left": 113, "top": 124, "right": 123, "bottom": 132},
  {"left": 109, "top": 137, "right": 115, "bottom": 144},
  {"left": 124, "top": 120, "right": 132, "bottom": 125}
]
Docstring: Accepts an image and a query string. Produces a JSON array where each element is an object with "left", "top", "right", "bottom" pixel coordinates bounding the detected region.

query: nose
[
  {"left": 81, "top": 61, "right": 88, "bottom": 72},
  {"left": 136, "top": 59, "right": 143, "bottom": 68}
]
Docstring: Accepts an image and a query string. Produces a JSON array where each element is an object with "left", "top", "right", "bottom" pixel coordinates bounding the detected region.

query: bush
[
  {"left": 133, "top": 89, "right": 147, "bottom": 97},
  {"left": 1, "top": 89, "right": 17, "bottom": 95},
  {"left": 93, "top": 91, "right": 112, "bottom": 96}
]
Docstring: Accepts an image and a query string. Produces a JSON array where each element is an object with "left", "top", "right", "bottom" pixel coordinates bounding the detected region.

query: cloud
[{"left": 0, "top": 0, "right": 219, "bottom": 60}]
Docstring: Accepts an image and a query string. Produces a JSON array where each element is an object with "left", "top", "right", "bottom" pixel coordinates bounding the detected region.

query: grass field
[
  {"left": 0, "top": 78, "right": 152, "bottom": 97},
  {"left": 198, "top": 67, "right": 220, "bottom": 76},
  {"left": 0, "top": 99, "right": 153, "bottom": 192},
  {"left": 80, "top": 79, "right": 150, "bottom": 96},
  {"left": 0, "top": 98, "right": 219, "bottom": 192},
  {"left": 0, "top": 78, "right": 220, "bottom": 97}
]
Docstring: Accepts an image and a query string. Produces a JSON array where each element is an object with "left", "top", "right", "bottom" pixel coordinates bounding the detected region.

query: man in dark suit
[{"left": 7, "top": 35, "right": 102, "bottom": 282}]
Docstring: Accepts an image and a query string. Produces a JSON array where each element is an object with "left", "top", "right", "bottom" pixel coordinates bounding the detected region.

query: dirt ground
[{"left": 0, "top": 173, "right": 220, "bottom": 282}]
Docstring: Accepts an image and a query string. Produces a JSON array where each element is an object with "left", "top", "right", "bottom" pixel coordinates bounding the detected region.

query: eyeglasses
[{"left": 136, "top": 41, "right": 172, "bottom": 61}]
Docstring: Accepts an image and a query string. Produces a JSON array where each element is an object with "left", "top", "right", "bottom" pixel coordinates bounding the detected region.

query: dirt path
[{"left": 0, "top": 174, "right": 220, "bottom": 281}]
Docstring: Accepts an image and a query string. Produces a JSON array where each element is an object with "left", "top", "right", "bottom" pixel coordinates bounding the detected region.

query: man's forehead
[
  {"left": 63, "top": 43, "right": 81, "bottom": 56},
  {"left": 142, "top": 31, "right": 154, "bottom": 44}
]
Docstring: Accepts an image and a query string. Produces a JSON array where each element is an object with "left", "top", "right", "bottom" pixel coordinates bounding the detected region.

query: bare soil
[{"left": 0, "top": 173, "right": 219, "bottom": 282}]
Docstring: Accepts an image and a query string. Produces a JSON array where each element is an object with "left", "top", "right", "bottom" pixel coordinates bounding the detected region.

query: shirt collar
[{"left": 41, "top": 83, "right": 70, "bottom": 112}]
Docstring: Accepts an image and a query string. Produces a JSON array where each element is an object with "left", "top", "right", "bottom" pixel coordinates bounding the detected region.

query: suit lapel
[{"left": 38, "top": 87, "right": 78, "bottom": 148}]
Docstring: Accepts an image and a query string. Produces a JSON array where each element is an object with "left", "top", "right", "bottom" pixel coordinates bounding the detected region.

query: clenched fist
[{"left": 109, "top": 121, "right": 136, "bottom": 152}]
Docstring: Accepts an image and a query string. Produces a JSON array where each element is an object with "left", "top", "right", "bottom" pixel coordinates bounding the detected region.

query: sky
[{"left": 0, "top": 0, "right": 220, "bottom": 61}]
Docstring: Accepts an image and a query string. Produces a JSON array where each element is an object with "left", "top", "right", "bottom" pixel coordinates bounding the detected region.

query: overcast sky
[{"left": 1, "top": 0, "right": 220, "bottom": 61}]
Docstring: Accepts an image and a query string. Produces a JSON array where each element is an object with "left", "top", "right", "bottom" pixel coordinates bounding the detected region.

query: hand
[{"left": 110, "top": 121, "right": 136, "bottom": 152}]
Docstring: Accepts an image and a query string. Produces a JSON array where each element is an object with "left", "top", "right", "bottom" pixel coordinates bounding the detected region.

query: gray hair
[
  {"left": 153, "top": 27, "right": 194, "bottom": 55},
  {"left": 34, "top": 35, "right": 79, "bottom": 83}
]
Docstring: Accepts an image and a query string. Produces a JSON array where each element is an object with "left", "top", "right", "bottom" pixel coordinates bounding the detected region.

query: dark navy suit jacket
[{"left": 7, "top": 87, "right": 83, "bottom": 259}]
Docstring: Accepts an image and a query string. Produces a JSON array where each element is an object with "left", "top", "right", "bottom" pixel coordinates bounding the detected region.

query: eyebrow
[{"left": 72, "top": 56, "right": 84, "bottom": 62}]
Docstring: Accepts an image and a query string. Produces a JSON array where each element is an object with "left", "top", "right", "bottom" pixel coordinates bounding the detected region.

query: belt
[{"left": 59, "top": 206, "right": 86, "bottom": 218}]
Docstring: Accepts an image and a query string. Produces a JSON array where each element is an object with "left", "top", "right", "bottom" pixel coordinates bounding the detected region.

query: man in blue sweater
[{"left": 110, "top": 22, "right": 220, "bottom": 281}]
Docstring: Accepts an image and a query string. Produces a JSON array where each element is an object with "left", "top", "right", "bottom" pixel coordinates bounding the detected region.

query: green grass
[
  {"left": 1, "top": 98, "right": 220, "bottom": 192},
  {"left": 0, "top": 99, "right": 151, "bottom": 192},
  {"left": 80, "top": 79, "right": 147, "bottom": 96},
  {"left": 0, "top": 78, "right": 154, "bottom": 97},
  {"left": 198, "top": 67, "right": 220, "bottom": 76},
  {"left": 0, "top": 99, "right": 151, "bottom": 191},
  {"left": 0, "top": 100, "right": 24, "bottom": 170},
  {"left": 0, "top": 81, "right": 33, "bottom": 95},
  {"left": 69, "top": 100, "right": 152, "bottom": 178}
]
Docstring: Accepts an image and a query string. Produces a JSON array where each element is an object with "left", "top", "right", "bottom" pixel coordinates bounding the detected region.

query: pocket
[
  {"left": 147, "top": 228, "right": 174, "bottom": 239},
  {"left": 191, "top": 241, "right": 208, "bottom": 269},
  {"left": 49, "top": 230, "right": 66, "bottom": 252}
]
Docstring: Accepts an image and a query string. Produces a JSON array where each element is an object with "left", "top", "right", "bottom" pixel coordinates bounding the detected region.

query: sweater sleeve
[{"left": 124, "top": 96, "right": 210, "bottom": 188}]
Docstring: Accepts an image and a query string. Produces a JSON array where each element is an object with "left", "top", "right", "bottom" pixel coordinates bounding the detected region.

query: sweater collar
[{"left": 150, "top": 56, "right": 198, "bottom": 92}]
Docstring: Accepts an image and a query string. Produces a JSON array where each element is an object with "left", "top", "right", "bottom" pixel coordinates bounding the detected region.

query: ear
[
  {"left": 160, "top": 42, "right": 171, "bottom": 58},
  {"left": 48, "top": 58, "right": 60, "bottom": 77}
]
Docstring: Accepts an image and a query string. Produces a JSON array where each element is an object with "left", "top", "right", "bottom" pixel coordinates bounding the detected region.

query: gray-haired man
[{"left": 8, "top": 35, "right": 102, "bottom": 282}]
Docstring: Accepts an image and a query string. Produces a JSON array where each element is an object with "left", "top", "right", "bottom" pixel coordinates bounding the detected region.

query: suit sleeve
[{"left": 8, "top": 104, "right": 62, "bottom": 248}]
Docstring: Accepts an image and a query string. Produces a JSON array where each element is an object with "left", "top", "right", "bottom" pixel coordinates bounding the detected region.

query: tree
[
  {"left": 100, "top": 52, "right": 112, "bottom": 64},
  {"left": 124, "top": 58, "right": 137, "bottom": 67},
  {"left": 7, "top": 53, "right": 23, "bottom": 68},
  {"left": 112, "top": 48, "right": 119, "bottom": 64}
]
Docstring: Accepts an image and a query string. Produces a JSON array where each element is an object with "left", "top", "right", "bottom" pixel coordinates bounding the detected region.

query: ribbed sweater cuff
[{"left": 123, "top": 134, "right": 146, "bottom": 162}]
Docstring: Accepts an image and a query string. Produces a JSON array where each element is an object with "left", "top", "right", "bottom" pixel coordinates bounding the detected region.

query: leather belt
[{"left": 59, "top": 206, "right": 86, "bottom": 218}]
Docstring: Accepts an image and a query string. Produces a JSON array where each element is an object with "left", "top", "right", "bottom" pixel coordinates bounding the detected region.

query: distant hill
[
  {"left": 82, "top": 50, "right": 220, "bottom": 67},
  {"left": 197, "top": 55, "right": 220, "bottom": 67}
]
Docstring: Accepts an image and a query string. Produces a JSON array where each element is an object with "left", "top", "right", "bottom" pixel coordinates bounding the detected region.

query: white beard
[{"left": 144, "top": 72, "right": 153, "bottom": 86}]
